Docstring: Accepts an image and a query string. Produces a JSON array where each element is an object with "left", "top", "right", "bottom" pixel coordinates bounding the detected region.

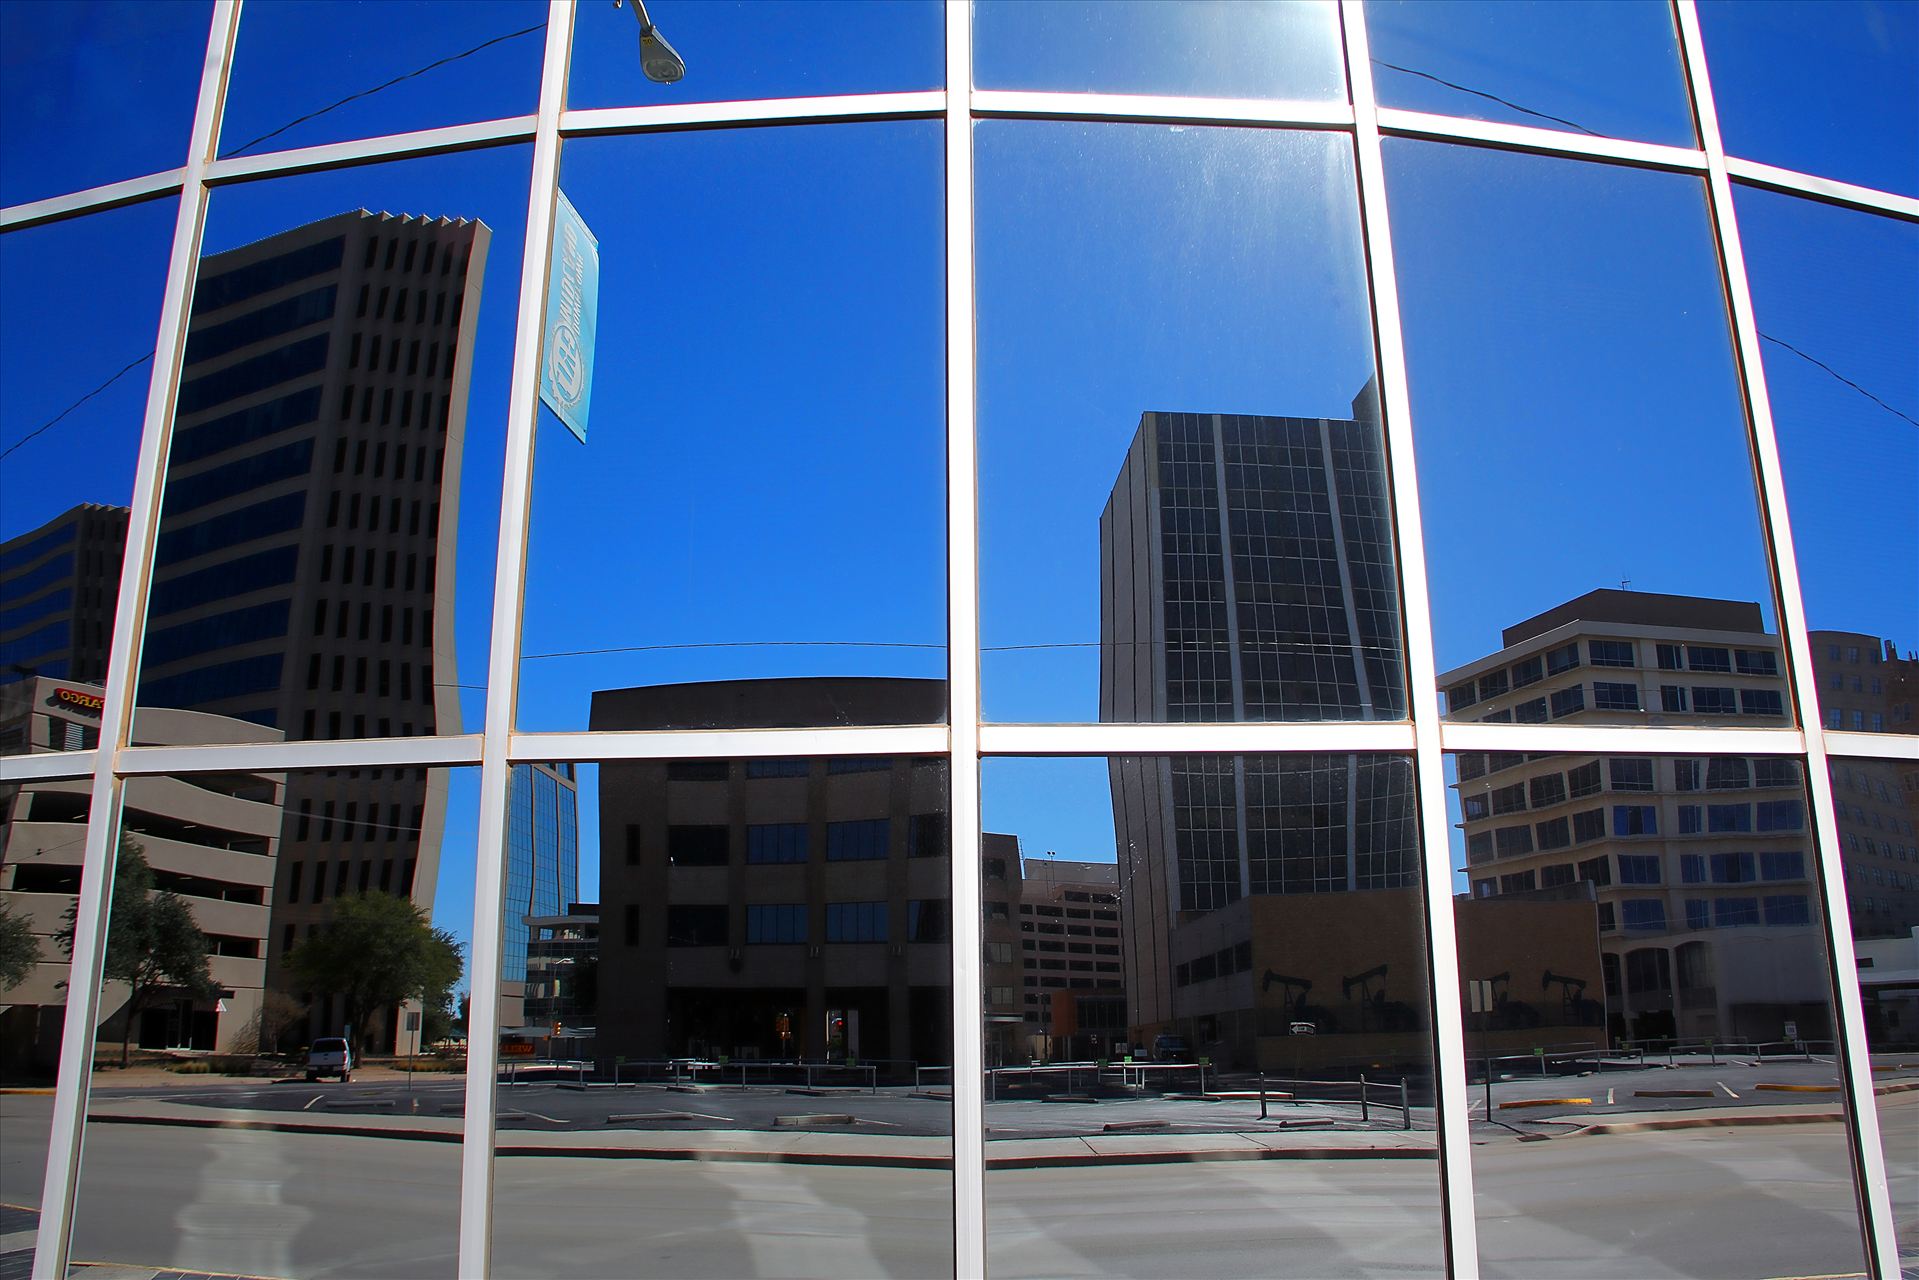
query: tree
[
  {"left": 285, "top": 892, "right": 462, "bottom": 1057},
  {"left": 58, "top": 834, "right": 217, "bottom": 1067},
  {"left": 0, "top": 900, "right": 40, "bottom": 992},
  {"left": 228, "top": 989, "right": 309, "bottom": 1056}
]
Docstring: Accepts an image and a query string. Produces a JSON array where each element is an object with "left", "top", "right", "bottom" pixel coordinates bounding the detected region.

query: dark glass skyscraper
[
  {"left": 1099, "top": 385, "right": 1422, "bottom": 1054},
  {"left": 503, "top": 761, "right": 580, "bottom": 988}
]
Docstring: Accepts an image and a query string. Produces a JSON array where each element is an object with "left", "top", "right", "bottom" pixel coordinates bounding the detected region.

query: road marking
[
  {"left": 1606, "top": 1088, "right": 1615, "bottom": 1105},
  {"left": 302, "top": 1094, "right": 326, "bottom": 1110},
  {"left": 517, "top": 1110, "right": 568, "bottom": 1124},
  {"left": 1718, "top": 1082, "right": 1739, "bottom": 1099}
]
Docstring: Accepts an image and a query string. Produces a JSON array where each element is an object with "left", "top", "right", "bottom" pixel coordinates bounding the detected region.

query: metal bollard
[
  {"left": 1259, "top": 1071, "right": 1268, "bottom": 1120},
  {"left": 1360, "top": 1073, "right": 1369, "bottom": 1123},
  {"left": 1401, "top": 1079, "right": 1411, "bottom": 1130}
]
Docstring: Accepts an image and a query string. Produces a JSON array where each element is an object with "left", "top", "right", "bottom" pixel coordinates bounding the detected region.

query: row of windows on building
[
  {"left": 1174, "top": 940, "right": 1254, "bottom": 989},
  {"left": 338, "top": 380, "right": 456, "bottom": 434},
  {"left": 662, "top": 757, "right": 914, "bottom": 781},
  {"left": 281, "top": 854, "right": 417, "bottom": 909},
  {"left": 1477, "top": 886, "right": 1812, "bottom": 935},
  {"left": 1464, "top": 756, "right": 1803, "bottom": 818},
  {"left": 625, "top": 899, "right": 953, "bottom": 947},
  {"left": 350, "top": 280, "right": 463, "bottom": 339},
  {"left": 291, "top": 796, "right": 425, "bottom": 846},
  {"left": 1478, "top": 847, "right": 1808, "bottom": 892},
  {"left": 1471, "top": 798, "right": 1807, "bottom": 861},
  {"left": 1448, "top": 641, "right": 1782, "bottom": 712},
  {"left": 322, "top": 473, "right": 442, "bottom": 532},
  {"left": 630, "top": 815, "right": 950, "bottom": 868}
]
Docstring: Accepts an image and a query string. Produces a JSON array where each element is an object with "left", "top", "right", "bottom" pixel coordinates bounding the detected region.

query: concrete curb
[
  {"left": 81, "top": 1110, "right": 1438, "bottom": 1170},
  {"left": 1569, "top": 1109, "right": 1843, "bottom": 1137}
]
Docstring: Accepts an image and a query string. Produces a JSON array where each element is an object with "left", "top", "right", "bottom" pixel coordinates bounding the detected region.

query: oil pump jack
[
  {"left": 1341, "top": 964, "right": 1420, "bottom": 1032},
  {"left": 1260, "top": 970, "right": 1337, "bottom": 1034},
  {"left": 1481, "top": 971, "right": 1541, "bottom": 1029},
  {"left": 1542, "top": 969, "right": 1606, "bottom": 1026}
]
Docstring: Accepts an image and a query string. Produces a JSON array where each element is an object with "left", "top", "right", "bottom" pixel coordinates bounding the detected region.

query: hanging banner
[{"left": 540, "top": 191, "right": 600, "bottom": 443}]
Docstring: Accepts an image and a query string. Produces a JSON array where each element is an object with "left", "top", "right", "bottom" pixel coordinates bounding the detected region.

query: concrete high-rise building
[
  {"left": 0, "top": 677, "right": 285, "bottom": 1071},
  {"left": 1014, "top": 854, "right": 1126, "bottom": 1060},
  {"left": 128, "top": 209, "right": 490, "bottom": 1048},
  {"left": 1441, "top": 590, "right": 1830, "bottom": 1043},
  {"left": 1809, "top": 632, "right": 1919, "bottom": 938},
  {"left": 591, "top": 678, "right": 954, "bottom": 1073},
  {"left": 1098, "top": 387, "right": 1423, "bottom": 1063},
  {"left": 0, "top": 504, "right": 129, "bottom": 696}
]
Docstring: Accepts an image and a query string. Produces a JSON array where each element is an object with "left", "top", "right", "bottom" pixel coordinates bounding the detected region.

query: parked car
[
  {"left": 307, "top": 1037, "right": 353, "bottom": 1082},
  {"left": 1151, "top": 1034, "right": 1191, "bottom": 1063}
]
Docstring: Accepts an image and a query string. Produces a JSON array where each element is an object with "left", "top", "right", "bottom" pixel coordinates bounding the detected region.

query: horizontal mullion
[
  {"left": 1, "top": 167, "right": 187, "bottom": 232},
  {"left": 560, "top": 90, "right": 947, "bottom": 137},
  {"left": 0, "top": 749, "right": 102, "bottom": 783},
  {"left": 1822, "top": 730, "right": 1919, "bottom": 762},
  {"left": 1724, "top": 155, "right": 1919, "bottom": 223},
  {"left": 971, "top": 88, "right": 1354, "bottom": 129},
  {"left": 980, "top": 721, "right": 1416, "bottom": 756},
  {"left": 1437, "top": 721, "right": 1805, "bottom": 756},
  {"left": 508, "top": 725, "right": 950, "bottom": 762},
  {"left": 1376, "top": 106, "right": 1709, "bottom": 173},
  {"left": 203, "top": 115, "right": 539, "bottom": 186},
  {"left": 116, "top": 733, "right": 483, "bottom": 776}
]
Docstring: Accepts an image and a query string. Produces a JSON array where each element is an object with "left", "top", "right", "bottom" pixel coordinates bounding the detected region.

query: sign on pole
[{"left": 540, "top": 190, "right": 600, "bottom": 444}]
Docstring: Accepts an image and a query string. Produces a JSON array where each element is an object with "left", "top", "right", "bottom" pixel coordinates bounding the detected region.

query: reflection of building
[
  {"left": 1810, "top": 632, "right": 1919, "bottom": 939},
  {"left": 136, "top": 210, "right": 491, "bottom": 1048},
  {"left": 0, "top": 504, "right": 129, "bottom": 695},
  {"left": 1015, "top": 854, "right": 1125, "bottom": 1060},
  {"left": 0, "top": 677, "right": 284, "bottom": 1072},
  {"left": 1099, "top": 388, "right": 1422, "bottom": 1066},
  {"left": 593, "top": 678, "right": 952, "bottom": 1073},
  {"left": 1443, "top": 590, "right": 1830, "bottom": 1043},
  {"left": 499, "top": 762, "right": 580, "bottom": 1032},
  {"left": 1856, "top": 926, "right": 1919, "bottom": 1051},
  {"left": 981, "top": 844, "right": 1129, "bottom": 1065},
  {"left": 522, "top": 903, "right": 598, "bottom": 1054}
]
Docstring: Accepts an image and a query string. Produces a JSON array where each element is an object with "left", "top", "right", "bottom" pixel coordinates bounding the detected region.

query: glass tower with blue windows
[{"left": 503, "top": 761, "right": 579, "bottom": 989}]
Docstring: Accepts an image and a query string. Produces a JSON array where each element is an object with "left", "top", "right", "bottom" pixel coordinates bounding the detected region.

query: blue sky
[{"left": 2, "top": 2, "right": 1914, "bottom": 963}]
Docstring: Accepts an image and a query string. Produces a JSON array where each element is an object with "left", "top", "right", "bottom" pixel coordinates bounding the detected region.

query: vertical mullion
[
  {"left": 455, "top": 3, "right": 573, "bottom": 1275},
  {"left": 945, "top": 1, "right": 986, "bottom": 1276},
  {"left": 1338, "top": 3, "right": 1482, "bottom": 1276},
  {"left": 1671, "top": 4, "right": 1899, "bottom": 1275},
  {"left": 28, "top": 5, "right": 242, "bottom": 1277}
]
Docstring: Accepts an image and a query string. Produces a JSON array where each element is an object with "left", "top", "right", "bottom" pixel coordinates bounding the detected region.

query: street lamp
[{"left": 615, "top": 0, "right": 686, "bottom": 84}]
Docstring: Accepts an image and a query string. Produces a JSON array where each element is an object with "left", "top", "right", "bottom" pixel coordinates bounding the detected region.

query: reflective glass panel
[
  {"left": 1446, "top": 750, "right": 1864, "bottom": 1277},
  {"left": 1736, "top": 186, "right": 1918, "bottom": 736},
  {"left": 979, "top": 122, "right": 1404, "bottom": 724},
  {"left": 2, "top": 199, "right": 180, "bottom": 756},
  {"left": 1365, "top": 0, "right": 1696, "bottom": 147},
  {"left": 1385, "top": 142, "right": 1783, "bottom": 719},
  {"left": 0, "top": 1, "right": 210, "bottom": 207},
  {"left": 1830, "top": 756, "right": 1919, "bottom": 1253},
  {"left": 1699, "top": 0, "right": 1919, "bottom": 198},
  {"left": 134, "top": 148, "right": 531, "bottom": 743},
  {"left": 982, "top": 754, "right": 1442, "bottom": 1276},
  {"left": 516, "top": 125, "right": 945, "bottom": 730},
  {"left": 567, "top": 0, "right": 942, "bottom": 111},
  {"left": 220, "top": 1, "right": 546, "bottom": 159},
  {"left": 974, "top": 0, "right": 1344, "bottom": 102},
  {"left": 492, "top": 737, "right": 952, "bottom": 1276},
  {"left": 67, "top": 766, "right": 480, "bottom": 1276}
]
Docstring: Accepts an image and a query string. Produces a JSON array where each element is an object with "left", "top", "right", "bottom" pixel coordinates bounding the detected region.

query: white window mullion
[
  {"left": 947, "top": 2, "right": 986, "bottom": 1275},
  {"left": 1671, "top": 4, "right": 1899, "bottom": 1274},
  {"left": 455, "top": 4, "right": 575, "bottom": 1276},
  {"left": 29, "top": 5, "right": 243, "bottom": 1277},
  {"left": 1340, "top": 4, "right": 1482, "bottom": 1275}
]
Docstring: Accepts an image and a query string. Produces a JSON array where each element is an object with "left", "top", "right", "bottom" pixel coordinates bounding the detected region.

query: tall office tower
[
  {"left": 1810, "top": 630, "right": 1919, "bottom": 938},
  {"left": 1441, "top": 589, "right": 1830, "bottom": 1043},
  {"left": 1015, "top": 854, "right": 1127, "bottom": 1060},
  {"left": 500, "top": 761, "right": 582, "bottom": 1030},
  {"left": 136, "top": 209, "right": 490, "bottom": 1048},
  {"left": 1098, "top": 385, "right": 1422, "bottom": 1062},
  {"left": 0, "top": 503, "right": 129, "bottom": 698}
]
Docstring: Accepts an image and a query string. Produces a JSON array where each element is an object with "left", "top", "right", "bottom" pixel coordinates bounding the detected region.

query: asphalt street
[{"left": 1, "top": 1096, "right": 1909, "bottom": 1279}]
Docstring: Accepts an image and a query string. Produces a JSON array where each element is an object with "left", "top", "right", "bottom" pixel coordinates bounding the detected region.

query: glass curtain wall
[{"left": 1, "top": 2, "right": 1913, "bottom": 1278}]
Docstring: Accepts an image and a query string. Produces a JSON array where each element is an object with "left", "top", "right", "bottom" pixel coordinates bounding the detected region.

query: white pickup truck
[{"left": 306, "top": 1037, "right": 354, "bottom": 1082}]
